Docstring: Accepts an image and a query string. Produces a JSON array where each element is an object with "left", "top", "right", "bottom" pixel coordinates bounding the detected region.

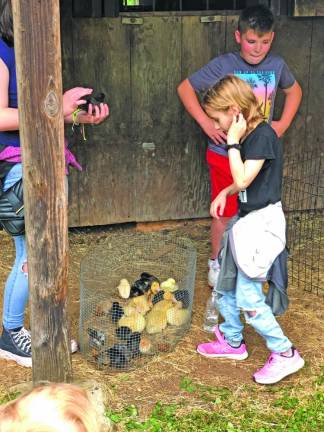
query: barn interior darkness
[{"left": 120, "top": 1, "right": 250, "bottom": 12}]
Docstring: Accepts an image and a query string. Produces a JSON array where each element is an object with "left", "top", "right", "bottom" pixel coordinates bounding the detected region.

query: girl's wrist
[{"left": 227, "top": 135, "right": 240, "bottom": 145}]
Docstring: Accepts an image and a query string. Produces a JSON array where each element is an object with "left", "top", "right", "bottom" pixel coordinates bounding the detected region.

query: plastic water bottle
[{"left": 203, "top": 290, "right": 218, "bottom": 332}]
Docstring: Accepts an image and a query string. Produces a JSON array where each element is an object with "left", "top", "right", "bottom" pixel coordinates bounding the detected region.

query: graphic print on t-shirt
[{"left": 234, "top": 71, "right": 275, "bottom": 121}]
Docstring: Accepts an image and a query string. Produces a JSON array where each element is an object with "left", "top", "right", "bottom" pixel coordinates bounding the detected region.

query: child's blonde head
[
  {"left": 0, "top": 383, "right": 105, "bottom": 432},
  {"left": 203, "top": 75, "right": 264, "bottom": 137}
]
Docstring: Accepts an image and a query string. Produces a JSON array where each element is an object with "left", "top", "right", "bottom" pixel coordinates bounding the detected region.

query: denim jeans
[
  {"left": 217, "top": 269, "right": 292, "bottom": 353},
  {"left": 2, "top": 163, "right": 28, "bottom": 330},
  {"left": 2, "top": 163, "right": 69, "bottom": 330}
]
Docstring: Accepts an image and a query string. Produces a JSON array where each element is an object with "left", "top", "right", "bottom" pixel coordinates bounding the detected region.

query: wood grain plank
[{"left": 71, "top": 18, "right": 134, "bottom": 226}]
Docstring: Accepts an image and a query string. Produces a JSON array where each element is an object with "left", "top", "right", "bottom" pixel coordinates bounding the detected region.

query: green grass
[
  {"left": 106, "top": 370, "right": 324, "bottom": 432},
  {"left": 1, "top": 370, "right": 323, "bottom": 432},
  {"left": 0, "top": 391, "right": 21, "bottom": 405}
]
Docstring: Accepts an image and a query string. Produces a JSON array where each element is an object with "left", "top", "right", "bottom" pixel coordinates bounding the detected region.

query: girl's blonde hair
[
  {"left": 0, "top": 383, "right": 108, "bottom": 432},
  {"left": 203, "top": 75, "right": 265, "bottom": 138}
]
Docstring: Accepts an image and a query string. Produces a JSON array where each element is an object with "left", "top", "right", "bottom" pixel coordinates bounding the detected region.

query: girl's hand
[
  {"left": 227, "top": 113, "right": 247, "bottom": 144},
  {"left": 77, "top": 103, "right": 110, "bottom": 125},
  {"left": 200, "top": 116, "right": 227, "bottom": 145},
  {"left": 62, "top": 87, "right": 93, "bottom": 117},
  {"left": 210, "top": 191, "right": 227, "bottom": 219}
]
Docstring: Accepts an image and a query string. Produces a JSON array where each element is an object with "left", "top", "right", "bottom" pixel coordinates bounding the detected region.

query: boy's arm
[
  {"left": 177, "top": 78, "right": 226, "bottom": 144},
  {"left": 271, "top": 80, "right": 302, "bottom": 138}
]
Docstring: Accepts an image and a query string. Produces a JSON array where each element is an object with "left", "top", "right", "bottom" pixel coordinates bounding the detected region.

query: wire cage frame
[
  {"left": 282, "top": 154, "right": 324, "bottom": 297},
  {"left": 79, "top": 232, "right": 197, "bottom": 370}
]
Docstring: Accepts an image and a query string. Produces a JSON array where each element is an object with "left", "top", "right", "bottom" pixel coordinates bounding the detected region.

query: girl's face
[{"left": 206, "top": 108, "right": 235, "bottom": 133}]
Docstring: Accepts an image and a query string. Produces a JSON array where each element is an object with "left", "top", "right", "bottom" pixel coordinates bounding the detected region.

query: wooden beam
[{"left": 12, "top": 0, "right": 72, "bottom": 383}]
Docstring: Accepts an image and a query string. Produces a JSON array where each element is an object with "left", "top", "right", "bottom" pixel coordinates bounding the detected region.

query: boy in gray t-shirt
[{"left": 177, "top": 5, "right": 302, "bottom": 288}]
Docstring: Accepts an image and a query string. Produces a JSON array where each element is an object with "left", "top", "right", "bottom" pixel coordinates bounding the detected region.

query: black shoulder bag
[{"left": 0, "top": 175, "right": 25, "bottom": 236}]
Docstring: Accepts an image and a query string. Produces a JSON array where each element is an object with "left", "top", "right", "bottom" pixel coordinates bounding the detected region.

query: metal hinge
[
  {"left": 200, "top": 16, "right": 223, "bottom": 23},
  {"left": 122, "top": 17, "right": 143, "bottom": 25}
]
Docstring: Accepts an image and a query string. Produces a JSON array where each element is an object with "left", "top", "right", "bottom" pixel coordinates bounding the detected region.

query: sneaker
[
  {"left": 0, "top": 327, "right": 78, "bottom": 368},
  {"left": 197, "top": 325, "right": 248, "bottom": 360},
  {"left": 208, "top": 258, "right": 220, "bottom": 287},
  {"left": 0, "top": 327, "right": 32, "bottom": 368},
  {"left": 22, "top": 329, "right": 79, "bottom": 354},
  {"left": 253, "top": 348, "right": 305, "bottom": 385}
]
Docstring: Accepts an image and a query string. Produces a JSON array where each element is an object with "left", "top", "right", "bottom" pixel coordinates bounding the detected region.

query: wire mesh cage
[
  {"left": 283, "top": 154, "right": 324, "bottom": 297},
  {"left": 79, "top": 232, "right": 197, "bottom": 370}
]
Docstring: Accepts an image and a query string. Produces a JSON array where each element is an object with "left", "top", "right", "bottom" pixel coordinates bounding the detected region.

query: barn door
[
  {"left": 69, "top": 18, "right": 136, "bottom": 226},
  {"left": 64, "top": 14, "right": 226, "bottom": 226}
]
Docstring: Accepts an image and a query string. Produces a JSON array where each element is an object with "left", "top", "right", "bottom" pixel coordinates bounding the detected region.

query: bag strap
[{"left": 4, "top": 181, "right": 24, "bottom": 215}]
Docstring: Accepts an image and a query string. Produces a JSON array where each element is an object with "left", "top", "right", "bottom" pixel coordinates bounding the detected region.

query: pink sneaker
[
  {"left": 253, "top": 348, "right": 305, "bottom": 385},
  {"left": 197, "top": 326, "right": 248, "bottom": 360}
]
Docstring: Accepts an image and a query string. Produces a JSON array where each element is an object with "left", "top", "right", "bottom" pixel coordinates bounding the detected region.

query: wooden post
[{"left": 12, "top": 0, "right": 72, "bottom": 383}]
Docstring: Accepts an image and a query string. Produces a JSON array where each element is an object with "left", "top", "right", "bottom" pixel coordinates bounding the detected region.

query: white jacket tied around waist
[{"left": 229, "top": 202, "right": 286, "bottom": 280}]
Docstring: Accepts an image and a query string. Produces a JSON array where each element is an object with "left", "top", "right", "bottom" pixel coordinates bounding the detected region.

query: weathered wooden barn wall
[{"left": 60, "top": 5, "right": 324, "bottom": 226}]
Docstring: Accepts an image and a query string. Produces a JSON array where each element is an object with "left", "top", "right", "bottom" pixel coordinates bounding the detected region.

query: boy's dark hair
[
  {"left": 0, "top": 0, "right": 13, "bottom": 46},
  {"left": 238, "top": 5, "right": 274, "bottom": 35}
]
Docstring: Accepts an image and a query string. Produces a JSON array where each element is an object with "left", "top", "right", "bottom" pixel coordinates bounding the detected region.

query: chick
[
  {"left": 117, "top": 278, "right": 131, "bottom": 299},
  {"left": 128, "top": 294, "right": 152, "bottom": 315},
  {"left": 118, "top": 312, "right": 146, "bottom": 333},
  {"left": 160, "top": 278, "right": 178, "bottom": 293},
  {"left": 152, "top": 299, "right": 174, "bottom": 314},
  {"left": 166, "top": 307, "right": 190, "bottom": 326},
  {"left": 139, "top": 337, "right": 153, "bottom": 354},
  {"left": 146, "top": 310, "right": 167, "bottom": 334}
]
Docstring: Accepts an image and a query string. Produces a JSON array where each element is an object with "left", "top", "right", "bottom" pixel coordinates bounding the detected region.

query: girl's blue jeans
[
  {"left": 217, "top": 269, "right": 292, "bottom": 353},
  {"left": 2, "top": 163, "right": 28, "bottom": 330},
  {"left": 2, "top": 164, "right": 69, "bottom": 330}
]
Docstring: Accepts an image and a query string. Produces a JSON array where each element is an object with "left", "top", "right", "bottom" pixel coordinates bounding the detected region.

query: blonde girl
[{"left": 197, "top": 75, "right": 304, "bottom": 385}]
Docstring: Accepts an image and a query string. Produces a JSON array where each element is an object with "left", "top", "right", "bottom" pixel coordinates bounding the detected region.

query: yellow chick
[
  {"left": 146, "top": 310, "right": 167, "bottom": 334},
  {"left": 152, "top": 299, "right": 174, "bottom": 314},
  {"left": 160, "top": 278, "right": 178, "bottom": 293},
  {"left": 128, "top": 295, "right": 152, "bottom": 315},
  {"left": 166, "top": 307, "right": 190, "bottom": 326},
  {"left": 118, "top": 313, "right": 146, "bottom": 333}
]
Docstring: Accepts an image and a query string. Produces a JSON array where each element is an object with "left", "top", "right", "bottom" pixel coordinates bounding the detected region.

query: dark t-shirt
[
  {"left": 188, "top": 51, "right": 295, "bottom": 156},
  {"left": 238, "top": 122, "right": 283, "bottom": 216}
]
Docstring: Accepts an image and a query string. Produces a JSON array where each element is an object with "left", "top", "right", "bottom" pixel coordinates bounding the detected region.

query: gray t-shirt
[{"left": 188, "top": 51, "right": 295, "bottom": 156}]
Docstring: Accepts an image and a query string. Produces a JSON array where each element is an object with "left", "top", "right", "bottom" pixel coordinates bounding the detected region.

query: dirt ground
[{"left": 0, "top": 219, "right": 323, "bottom": 416}]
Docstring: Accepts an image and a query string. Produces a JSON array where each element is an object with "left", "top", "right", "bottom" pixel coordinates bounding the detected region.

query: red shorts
[{"left": 206, "top": 149, "right": 238, "bottom": 217}]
